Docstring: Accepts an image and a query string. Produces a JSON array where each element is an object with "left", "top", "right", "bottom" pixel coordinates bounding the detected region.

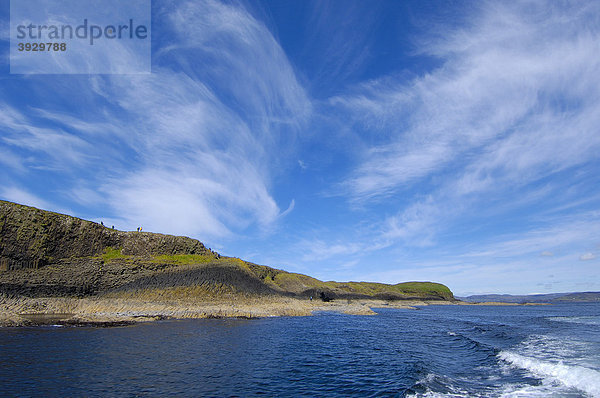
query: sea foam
[{"left": 499, "top": 351, "right": 600, "bottom": 397}]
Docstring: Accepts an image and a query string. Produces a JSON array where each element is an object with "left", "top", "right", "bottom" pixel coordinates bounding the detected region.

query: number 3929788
[{"left": 17, "top": 42, "right": 67, "bottom": 52}]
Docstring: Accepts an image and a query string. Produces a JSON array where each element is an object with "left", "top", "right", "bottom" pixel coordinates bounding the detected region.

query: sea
[{"left": 1, "top": 303, "right": 599, "bottom": 397}]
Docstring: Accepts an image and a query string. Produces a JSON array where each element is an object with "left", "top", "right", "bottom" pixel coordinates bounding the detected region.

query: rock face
[{"left": 0, "top": 200, "right": 212, "bottom": 271}]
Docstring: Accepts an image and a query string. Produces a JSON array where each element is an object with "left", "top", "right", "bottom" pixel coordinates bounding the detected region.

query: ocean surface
[{"left": 1, "top": 303, "right": 599, "bottom": 397}]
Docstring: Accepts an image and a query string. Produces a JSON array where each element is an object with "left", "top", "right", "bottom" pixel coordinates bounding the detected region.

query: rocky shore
[{"left": 1, "top": 293, "right": 461, "bottom": 327}]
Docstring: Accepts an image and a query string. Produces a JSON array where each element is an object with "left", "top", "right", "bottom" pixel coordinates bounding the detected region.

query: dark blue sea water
[{"left": 1, "top": 303, "right": 599, "bottom": 397}]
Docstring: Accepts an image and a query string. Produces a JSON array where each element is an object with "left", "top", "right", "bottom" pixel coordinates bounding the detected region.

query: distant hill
[
  {"left": 458, "top": 292, "right": 600, "bottom": 303},
  {"left": 0, "top": 200, "right": 454, "bottom": 302}
]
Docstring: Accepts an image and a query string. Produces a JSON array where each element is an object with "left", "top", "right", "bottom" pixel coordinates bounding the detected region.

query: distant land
[
  {"left": 0, "top": 200, "right": 454, "bottom": 326},
  {"left": 458, "top": 292, "right": 600, "bottom": 304}
]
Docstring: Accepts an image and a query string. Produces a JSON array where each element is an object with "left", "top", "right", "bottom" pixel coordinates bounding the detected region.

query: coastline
[
  {"left": 0, "top": 200, "right": 457, "bottom": 327},
  {"left": 0, "top": 295, "right": 548, "bottom": 327}
]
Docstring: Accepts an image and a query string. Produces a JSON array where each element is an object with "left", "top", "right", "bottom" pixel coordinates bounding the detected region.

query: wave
[
  {"left": 499, "top": 351, "right": 600, "bottom": 397},
  {"left": 405, "top": 372, "right": 474, "bottom": 398},
  {"left": 547, "top": 316, "right": 600, "bottom": 326},
  {"left": 407, "top": 392, "right": 471, "bottom": 398},
  {"left": 519, "top": 334, "right": 592, "bottom": 361},
  {"left": 445, "top": 330, "right": 496, "bottom": 352}
]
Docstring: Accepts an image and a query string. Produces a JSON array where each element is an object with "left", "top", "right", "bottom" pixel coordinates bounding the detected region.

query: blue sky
[{"left": 1, "top": 0, "right": 599, "bottom": 296}]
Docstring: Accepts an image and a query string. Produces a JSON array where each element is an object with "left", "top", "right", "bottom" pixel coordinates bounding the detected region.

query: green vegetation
[
  {"left": 395, "top": 282, "right": 452, "bottom": 295},
  {"left": 152, "top": 254, "right": 215, "bottom": 265},
  {"left": 271, "top": 272, "right": 328, "bottom": 292},
  {"left": 102, "top": 247, "right": 128, "bottom": 261},
  {"left": 318, "top": 280, "right": 453, "bottom": 300}
]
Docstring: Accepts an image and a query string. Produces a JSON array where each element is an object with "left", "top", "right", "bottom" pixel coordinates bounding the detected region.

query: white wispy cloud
[
  {"left": 328, "top": 0, "right": 600, "bottom": 248},
  {"left": 0, "top": 105, "right": 92, "bottom": 168},
  {"left": 382, "top": 196, "right": 439, "bottom": 247},
  {"left": 279, "top": 199, "right": 295, "bottom": 218},
  {"left": 458, "top": 215, "right": 600, "bottom": 260},
  {"left": 300, "top": 239, "right": 363, "bottom": 262},
  {"left": 162, "top": 0, "right": 311, "bottom": 126},
  {"left": 84, "top": 71, "right": 287, "bottom": 237},
  {"left": 0, "top": 146, "right": 25, "bottom": 172},
  {"left": 336, "top": 1, "right": 600, "bottom": 201},
  {"left": 67, "top": 187, "right": 105, "bottom": 207},
  {"left": 0, "top": 186, "right": 54, "bottom": 212},
  {"left": 580, "top": 253, "right": 597, "bottom": 261}
]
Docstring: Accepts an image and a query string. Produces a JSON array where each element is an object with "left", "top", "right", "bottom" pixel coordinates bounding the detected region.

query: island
[{"left": 0, "top": 200, "right": 455, "bottom": 326}]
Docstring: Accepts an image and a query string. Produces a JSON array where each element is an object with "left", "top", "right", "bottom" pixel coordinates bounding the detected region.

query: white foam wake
[{"left": 499, "top": 351, "right": 600, "bottom": 397}]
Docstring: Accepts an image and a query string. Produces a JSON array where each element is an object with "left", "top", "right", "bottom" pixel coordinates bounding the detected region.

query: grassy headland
[{"left": 0, "top": 200, "right": 454, "bottom": 326}]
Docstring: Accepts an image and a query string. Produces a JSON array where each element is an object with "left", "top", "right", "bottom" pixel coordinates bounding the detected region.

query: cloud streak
[
  {"left": 580, "top": 253, "right": 597, "bottom": 261},
  {"left": 334, "top": 1, "right": 600, "bottom": 196},
  {"left": 330, "top": 0, "right": 600, "bottom": 247}
]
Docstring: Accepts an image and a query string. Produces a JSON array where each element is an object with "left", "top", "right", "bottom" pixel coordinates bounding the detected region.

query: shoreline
[{"left": 0, "top": 295, "right": 549, "bottom": 327}]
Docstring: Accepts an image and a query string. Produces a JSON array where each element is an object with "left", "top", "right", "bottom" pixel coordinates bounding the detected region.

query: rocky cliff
[
  {"left": 0, "top": 201, "right": 213, "bottom": 271},
  {"left": 0, "top": 200, "right": 454, "bottom": 302}
]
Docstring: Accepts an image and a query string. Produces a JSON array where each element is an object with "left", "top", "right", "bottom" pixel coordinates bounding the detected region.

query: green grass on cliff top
[
  {"left": 394, "top": 281, "right": 452, "bottom": 294},
  {"left": 152, "top": 254, "right": 215, "bottom": 265},
  {"left": 264, "top": 270, "right": 451, "bottom": 298},
  {"left": 102, "top": 250, "right": 216, "bottom": 265},
  {"left": 322, "top": 280, "right": 452, "bottom": 297}
]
